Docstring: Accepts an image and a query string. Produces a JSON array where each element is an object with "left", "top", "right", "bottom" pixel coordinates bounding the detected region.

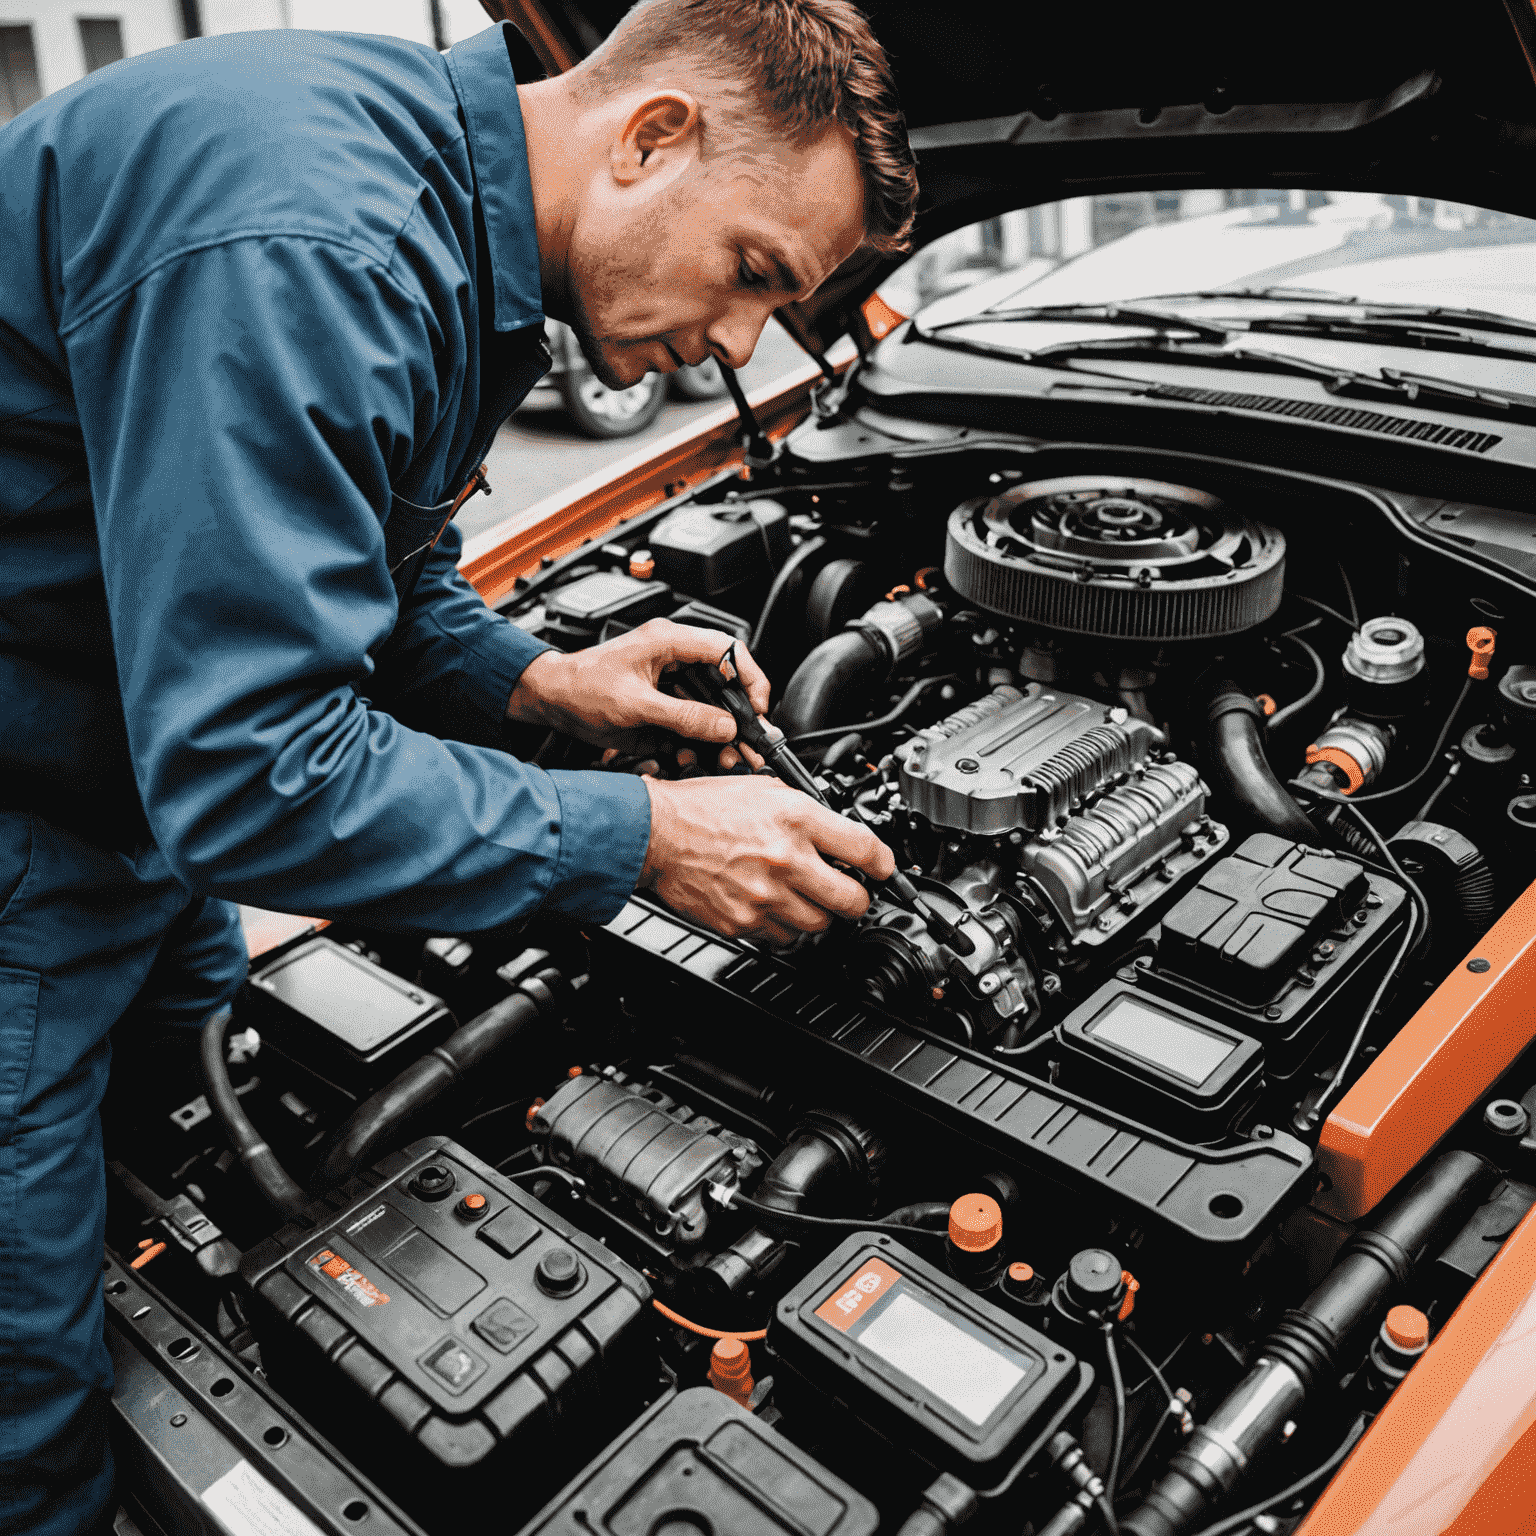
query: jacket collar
[{"left": 445, "top": 21, "right": 546, "bottom": 333}]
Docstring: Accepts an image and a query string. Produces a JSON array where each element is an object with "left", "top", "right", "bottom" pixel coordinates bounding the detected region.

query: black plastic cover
[
  {"left": 770, "top": 1234, "right": 1086, "bottom": 1488},
  {"left": 241, "top": 937, "right": 454, "bottom": 1097},
  {"left": 597, "top": 900, "right": 1315, "bottom": 1260},
  {"left": 1431, "top": 1177, "right": 1536, "bottom": 1307},
  {"left": 1141, "top": 834, "right": 1408, "bottom": 1078},
  {"left": 647, "top": 499, "right": 790, "bottom": 595},
  {"left": 1056, "top": 983, "right": 1264, "bottom": 1142},
  {"left": 542, "top": 571, "right": 674, "bottom": 643},
  {"left": 519, "top": 1387, "right": 879, "bottom": 1536},
  {"left": 1157, "top": 834, "right": 1369, "bottom": 1005},
  {"left": 239, "top": 1137, "right": 652, "bottom": 1521}
]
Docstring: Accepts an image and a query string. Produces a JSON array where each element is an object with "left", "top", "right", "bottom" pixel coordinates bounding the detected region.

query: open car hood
[{"left": 483, "top": 0, "right": 1536, "bottom": 353}]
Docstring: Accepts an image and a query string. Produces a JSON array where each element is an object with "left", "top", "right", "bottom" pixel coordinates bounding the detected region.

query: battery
[
  {"left": 240, "top": 936, "right": 455, "bottom": 1098},
  {"left": 770, "top": 1234, "right": 1088, "bottom": 1488},
  {"left": 240, "top": 1136, "right": 653, "bottom": 1522},
  {"left": 519, "top": 1387, "right": 879, "bottom": 1536}
]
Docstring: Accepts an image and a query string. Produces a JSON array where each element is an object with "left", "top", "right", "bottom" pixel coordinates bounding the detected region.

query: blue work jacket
[{"left": 0, "top": 22, "right": 653, "bottom": 932}]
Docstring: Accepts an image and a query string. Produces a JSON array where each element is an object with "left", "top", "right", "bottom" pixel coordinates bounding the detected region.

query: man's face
[{"left": 562, "top": 118, "right": 866, "bottom": 390}]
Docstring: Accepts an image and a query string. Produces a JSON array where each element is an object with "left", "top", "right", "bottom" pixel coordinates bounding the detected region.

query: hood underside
[{"left": 488, "top": 0, "right": 1536, "bottom": 351}]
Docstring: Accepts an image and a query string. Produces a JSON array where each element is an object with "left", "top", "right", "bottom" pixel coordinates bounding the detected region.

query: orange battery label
[
  {"left": 815, "top": 1256, "right": 902, "bottom": 1333},
  {"left": 306, "top": 1247, "right": 390, "bottom": 1308}
]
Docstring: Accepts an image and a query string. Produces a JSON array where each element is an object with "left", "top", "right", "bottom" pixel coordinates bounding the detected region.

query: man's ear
[{"left": 611, "top": 92, "right": 702, "bottom": 185}]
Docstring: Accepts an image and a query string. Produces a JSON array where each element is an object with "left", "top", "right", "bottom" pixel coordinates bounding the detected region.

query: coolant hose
[
  {"left": 1122, "top": 1149, "right": 1492, "bottom": 1536},
  {"left": 309, "top": 965, "right": 568, "bottom": 1192},
  {"left": 1205, "top": 680, "right": 1322, "bottom": 846},
  {"left": 201, "top": 1008, "right": 310, "bottom": 1225},
  {"left": 775, "top": 593, "right": 943, "bottom": 741}
]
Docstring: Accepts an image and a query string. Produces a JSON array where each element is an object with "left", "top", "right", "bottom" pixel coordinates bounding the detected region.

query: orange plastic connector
[
  {"left": 1118, "top": 1271, "right": 1141, "bottom": 1322},
  {"left": 524, "top": 1097, "right": 546, "bottom": 1131},
  {"left": 566, "top": 1065, "right": 583, "bottom": 1079},
  {"left": 1318, "top": 872, "right": 1536, "bottom": 1220},
  {"left": 860, "top": 290, "right": 908, "bottom": 342},
  {"left": 708, "top": 1336, "right": 755, "bottom": 1409},
  {"left": 628, "top": 550, "right": 655, "bottom": 581},
  {"left": 948, "top": 1194, "right": 1004, "bottom": 1253},
  {"left": 130, "top": 1241, "right": 166, "bottom": 1270},
  {"left": 1305, "top": 743, "right": 1367, "bottom": 794},
  {"left": 1466, "top": 626, "right": 1496, "bottom": 680},
  {"left": 1255, "top": 693, "right": 1278, "bottom": 717}
]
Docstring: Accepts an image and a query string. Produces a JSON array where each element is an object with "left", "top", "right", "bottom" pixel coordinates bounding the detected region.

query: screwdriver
[{"left": 671, "top": 645, "right": 975, "bottom": 955}]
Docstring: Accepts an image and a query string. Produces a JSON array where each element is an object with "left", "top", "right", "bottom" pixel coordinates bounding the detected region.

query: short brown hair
[{"left": 571, "top": 0, "right": 917, "bottom": 253}]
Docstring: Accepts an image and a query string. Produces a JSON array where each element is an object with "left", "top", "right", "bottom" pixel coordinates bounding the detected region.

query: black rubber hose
[
  {"left": 750, "top": 534, "right": 827, "bottom": 656},
  {"left": 200, "top": 1009, "right": 310, "bottom": 1225},
  {"left": 774, "top": 627, "right": 889, "bottom": 740},
  {"left": 1122, "top": 1149, "right": 1490, "bottom": 1536},
  {"left": 309, "top": 967, "right": 565, "bottom": 1192},
  {"left": 1204, "top": 681, "right": 1322, "bottom": 846}
]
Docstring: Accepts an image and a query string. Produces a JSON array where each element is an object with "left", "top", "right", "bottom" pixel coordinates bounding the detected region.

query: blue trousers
[{"left": 0, "top": 813, "right": 247, "bottom": 1535}]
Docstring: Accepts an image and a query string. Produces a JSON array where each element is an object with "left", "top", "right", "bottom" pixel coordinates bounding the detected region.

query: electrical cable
[
  {"left": 725, "top": 1190, "right": 949, "bottom": 1239},
  {"left": 1284, "top": 591, "right": 1357, "bottom": 631},
  {"left": 1412, "top": 765, "right": 1459, "bottom": 824},
  {"left": 1350, "top": 677, "right": 1472, "bottom": 804},
  {"left": 1283, "top": 786, "right": 1429, "bottom": 1133},
  {"left": 503, "top": 1165, "right": 587, "bottom": 1195},
  {"left": 786, "top": 673, "right": 961, "bottom": 750},
  {"left": 1265, "top": 633, "right": 1326, "bottom": 735},
  {"left": 1183, "top": 1416, "right": 1367, "bottom": 1536},
  {"left": 749, "top": 534, "right": 827, "bottom": 655},
  {"left": 1116, "top": 1334, "right": 1182, "bottom": 1495},
  {"left": 1102, "top": 1324, "right": 1127, "bottom": 1512},
  {"left": 651, "top": 1299, "right": 767, "bottom": 1341},
  {"left": 1337, "top": 561, "right": 1360, "bottom": 631}
]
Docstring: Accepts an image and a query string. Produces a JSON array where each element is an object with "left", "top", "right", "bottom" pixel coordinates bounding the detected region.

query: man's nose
[{"left": 706, "top": 307, "right": 769, "bottom": 372}]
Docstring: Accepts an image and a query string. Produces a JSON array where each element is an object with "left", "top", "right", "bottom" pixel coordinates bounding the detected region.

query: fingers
[
  {"left": 799, "top": 803, "right": 897, "bottom": 881},
  {"left": 636, "top": 619, "right": 771, "bottom": 716},
  {"left": 643, "top": 693, "right": 738, "bottom": 744},
  {"left": 786, "top": 857, "right": 873, "bottom": 922},
  {"left": 728, "top": 641, "right": 772, "bottom": 717}
]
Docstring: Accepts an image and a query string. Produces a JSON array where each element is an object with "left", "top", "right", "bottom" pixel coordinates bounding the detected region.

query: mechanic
[{"left": 0, "top": 1, "right": 916, "bottom": 1528}]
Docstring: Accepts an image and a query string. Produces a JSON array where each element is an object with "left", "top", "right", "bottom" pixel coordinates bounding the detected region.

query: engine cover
[{"left": 899, "top": 685, "right": 1163, "bottom": 835}]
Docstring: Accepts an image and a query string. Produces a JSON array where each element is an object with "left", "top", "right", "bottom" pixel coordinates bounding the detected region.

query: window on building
[
  {"left": 0, "top": 24, "right": 42, "bottom": 122},
  {"left": 78, "top": 17, "right": 125, "bottom": 74}
]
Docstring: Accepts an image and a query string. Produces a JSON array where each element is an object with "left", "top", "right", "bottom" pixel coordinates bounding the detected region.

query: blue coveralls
[{"left": 0, "top": 23, "right": 652, "bottom": 1531}]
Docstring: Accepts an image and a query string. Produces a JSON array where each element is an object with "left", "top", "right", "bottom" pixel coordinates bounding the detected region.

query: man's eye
[{"left": 738, "top": 261, "right": 765, "bottom": 289}]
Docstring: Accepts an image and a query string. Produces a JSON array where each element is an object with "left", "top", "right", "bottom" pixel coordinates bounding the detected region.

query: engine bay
[{"left": 103, "top": 433, "right": 1536, "bottom": 1536}]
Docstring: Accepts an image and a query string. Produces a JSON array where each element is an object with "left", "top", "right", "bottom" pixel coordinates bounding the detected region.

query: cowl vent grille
[{"left": 1149, "top": 384, "right": 1503, "bottom": 454}]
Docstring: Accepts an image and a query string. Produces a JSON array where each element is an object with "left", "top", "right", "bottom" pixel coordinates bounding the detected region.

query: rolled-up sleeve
[{"left": 64, "top": 234, "right": 651, "bottom": 929}]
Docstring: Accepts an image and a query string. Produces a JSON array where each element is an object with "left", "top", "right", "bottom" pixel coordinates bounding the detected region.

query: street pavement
[{"left": 457, "top": 319, "right": 808, "bottom": 544}]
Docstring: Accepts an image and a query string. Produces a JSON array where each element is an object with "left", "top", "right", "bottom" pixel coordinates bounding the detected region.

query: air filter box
[
  {"left": 241, "top": 936, "right": 454, "bottom": 1098},
  {"left": 240, "top": 1137, "right": 653, "bottom": 1522},
  {"left": 518, "top": 1388, "right": 879, "bottom": 1536}
]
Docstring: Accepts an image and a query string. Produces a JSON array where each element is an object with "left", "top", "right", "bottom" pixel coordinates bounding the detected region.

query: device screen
[{"left": 815, "top": 1256, "right": 1034, "bottom": 1427}]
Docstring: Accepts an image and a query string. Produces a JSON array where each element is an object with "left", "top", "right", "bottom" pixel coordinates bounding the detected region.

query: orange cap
[
  {"left": 462, "top": 1193, "right": 486, "bottom": 1211},
  {"left": 1384, "top": 1304, "right": 1429, "bottom": 1352},
  {"left": 1467, "top": 626, "right": 1496, "bottom": 680},
  {"left": 708, "top": 1336, "right": 754, "bottom": 1407},
  {"left": 1008, "top": 1262, "right": 1035, "bottom": 1284},
  {"left": 948, "top": 1194, "right": 1004, "bottom": 1253},
  {"left": 524, "top": 1097, "right": 546, "bottom": 1131},
  {"left": 629, "top": 550, "right": 656, "bottom": 580},
  {"left": 566, "top": 1065, "right": 583, "bottom": 1079},
  {"left": 1305, "top": 743, "right": 1367, "bottom": 794}
]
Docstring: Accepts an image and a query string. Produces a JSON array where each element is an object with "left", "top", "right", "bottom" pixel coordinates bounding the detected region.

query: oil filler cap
[
  {"left": 1066, "top": 1248, "right": 1124, "bottom": 1313},
  {"left": 410, "top": 1164, "right": 456, "bottom": 1202},
  {"left": 535, "top": 1248, "right": 585, "bottom": 1297}
]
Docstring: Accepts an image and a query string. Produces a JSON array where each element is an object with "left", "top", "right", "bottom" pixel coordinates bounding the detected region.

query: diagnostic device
[{"left": 771, "top": 1235, "right": 1088, "bottom": 1487}]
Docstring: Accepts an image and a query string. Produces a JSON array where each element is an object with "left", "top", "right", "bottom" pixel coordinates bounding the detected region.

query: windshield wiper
[
  {"left": 1159, "top": 287, "right": 1536, "bottom": 343},
  {"left": 922, "top": 302, "right": 1239, "bottom": 344},
  {"left": 909, "top": 326, "right": 1536, "bottom": 420}
]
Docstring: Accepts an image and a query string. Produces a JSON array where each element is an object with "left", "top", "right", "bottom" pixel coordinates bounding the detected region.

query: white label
[{"left": 203, "top": 1459, "right": 326, "bottom": 1536}]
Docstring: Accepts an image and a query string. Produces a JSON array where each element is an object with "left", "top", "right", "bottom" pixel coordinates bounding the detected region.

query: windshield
[{"left": 881, "top": 191, "right": 1536, "bottom": 326}]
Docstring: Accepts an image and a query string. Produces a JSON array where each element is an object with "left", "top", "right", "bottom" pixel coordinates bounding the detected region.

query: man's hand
[
  {"left": 507, "top": 619, "right": 770, "bottom": 755},
  {"left": 639, "top": 775, "right": 896, "bottom": 945}
]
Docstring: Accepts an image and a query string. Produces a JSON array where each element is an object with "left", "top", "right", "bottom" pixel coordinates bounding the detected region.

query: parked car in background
[{"left": 518, "top": 316, "right": 731, "bottom": 437}]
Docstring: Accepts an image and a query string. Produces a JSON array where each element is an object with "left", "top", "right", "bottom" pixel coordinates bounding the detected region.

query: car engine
[{"left": 103, "top": 445, "right": 1536, "bottom": 1536}]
